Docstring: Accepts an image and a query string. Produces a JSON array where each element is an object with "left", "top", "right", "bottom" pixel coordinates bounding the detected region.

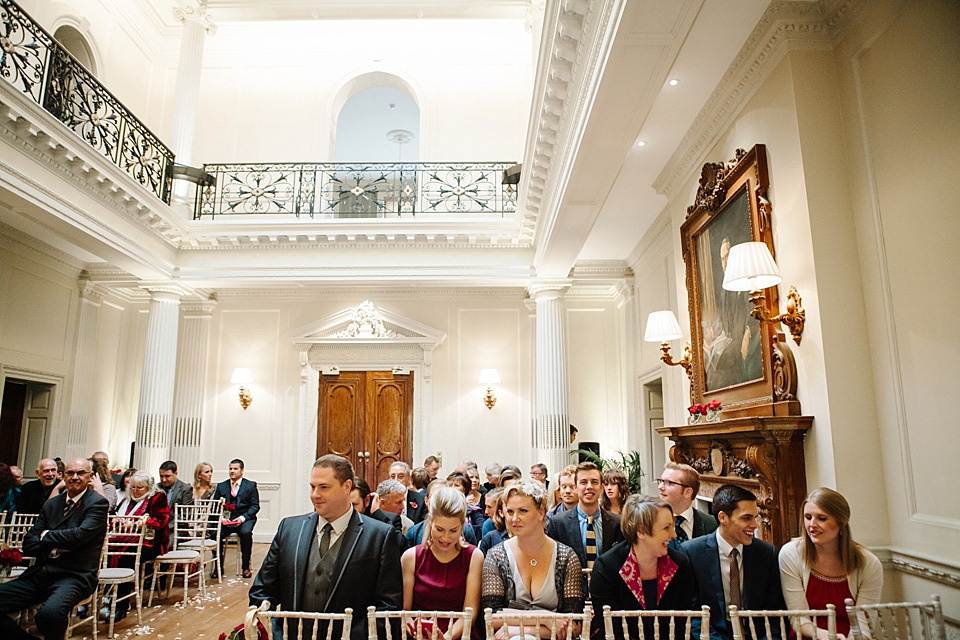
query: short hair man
[
  {"left": 529, "top": 463, "right": 549, "bottom": 490},
  {"left": 658, "top": 461, "right": 718, "bottom": 549},
  {"left": 17, "top": 458, "right": 60, "bottom": 514},
  {"left": 375, "top": 479, "right": 415, "bottom": 535},
  {"left": 546, "top": 464, "right": 578, "bottom": 521},
  {"left": 249, "top": 455, "right": 402, "bottom": 640},
  {"left": 387, "top": 461, "right": 426, "bottom": 523},
  {"left": 545, "top": 461, "right": 624, "bottom": 572},
  {"left": 681, "top": 485, "right": 785, "bottom": 640},
  {"left": 0, "top": 458, "right": 108, "bottom": 640},
  {"left": 212, "top": 458, "right": 260, "bottom": 578},
  {"left": 158, "top": 460, "right": 195, "bottom": 536},
  {"left": 423, "top": 455, "right": 441, "bottom": 480}
]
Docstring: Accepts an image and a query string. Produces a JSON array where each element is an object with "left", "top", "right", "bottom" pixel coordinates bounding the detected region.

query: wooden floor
[{"left": 68, "top": 543, "right": 269, "bottom": 640}]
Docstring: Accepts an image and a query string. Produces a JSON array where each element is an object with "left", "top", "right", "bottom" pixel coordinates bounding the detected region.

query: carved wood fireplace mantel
[{"left": 656, "top": 415, "right": 812, "bottom": 547}]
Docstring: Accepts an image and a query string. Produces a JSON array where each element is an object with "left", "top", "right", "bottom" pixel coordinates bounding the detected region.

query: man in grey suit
[
  {"left": 659, "top": 461, "right": 718, "bottom": 549},
  {"left": 250, "top": 455, "right": 402, "bottom": 640},
  {"left": 158, "top": 460, "right": 194, "bottom": 537},
  {"left": 545, "top": 461, "right": 623, "bottom": 572}
]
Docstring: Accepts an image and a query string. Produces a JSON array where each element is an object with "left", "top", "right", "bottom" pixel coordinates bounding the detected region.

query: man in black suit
[
  {"left": 545, "top": 461, "right": 623, "bottom": 573},
  {"left": 158, "top": 460, "right": 194, "bottom": 538},
  {"left": 681, "top": 485, "right": 786, "bottom": 640},
  {"left": 249, "top": 454, "right": 402, "bottom": 640},
  {"left": 658, "top": 461, "right": 718, "bottom": 549},
  {"left": 213, "top": 458, "right": 260, "bottom": 578},
  {"left": 16, "top": 458, "right": 59, "bottom": 514},
  {"left": 387, "top": 461, "right": 426, "bottom": 523},
  {"left": 0, "top": 457, "right": 108, "bottom": 640}
]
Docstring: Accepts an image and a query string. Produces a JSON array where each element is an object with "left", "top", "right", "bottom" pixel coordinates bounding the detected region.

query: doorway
[
  {"left": 0, "top": 378, "right": 55, "bottom": 470},
  {"left": 317, "top": 371, "right": 414, "bottom": 485},
  {"left": 643, "top": 378, "right": 665, "bottom": 486}
]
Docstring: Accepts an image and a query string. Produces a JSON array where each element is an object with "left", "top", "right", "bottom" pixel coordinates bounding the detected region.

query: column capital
[
  {"left": 139, "top": 281, "right": 192, "bottom": 303},
  {"left": 528, "top": 280, "right": 571, "bottom": 300},
  {"left": 180, "top": 299, "right": 217, "bottom": 317},
  {"left": 78, "top": 280, "right": 104, "bottom": 305},
  {"left": 173, "top": 2, "right": 217, "bottom": 34}
]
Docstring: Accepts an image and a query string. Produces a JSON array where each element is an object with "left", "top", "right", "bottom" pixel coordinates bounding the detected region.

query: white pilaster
[
  {"left": 135, "top": 288, "right": 183, "bottom": 476},
  {"left": 170, "top": 299, "right": 216, "bottom": 475},
  {"left": 531, "top": 283, "right": 571, "bottom": 479},
  {"left": 169, "top": 2, "right": 216, "bottom": 213},
  {"left": 65, "top": 281, "right": 103, "bottom": 461}
]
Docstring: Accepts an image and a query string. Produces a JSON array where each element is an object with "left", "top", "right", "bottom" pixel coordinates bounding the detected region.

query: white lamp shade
[
  {"left": 478, "top": 368, "right": 501, "bottom": 385},
  {"left": 722, "top": 242, "right": 783, "bottom": 291},
  {"left": 644, "top": 310, "right": 683, "bottom": 343},
  {"left": 230, "top": 367, "right": 253, "bottom": 385}
]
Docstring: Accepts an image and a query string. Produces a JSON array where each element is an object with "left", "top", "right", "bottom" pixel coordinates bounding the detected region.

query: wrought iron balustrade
[
  {"left": 0, "top": 0, "right": 174, "bottom": 203},
  {"left": 195, "top": 162, "right": 518, "bottom": 219}
]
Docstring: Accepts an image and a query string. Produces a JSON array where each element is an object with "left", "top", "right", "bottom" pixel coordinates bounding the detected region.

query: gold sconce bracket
[
  {"left": 749, "top": 286, "right": 805, "bottom": 345},
  {"left": 483, "top": 387, "right": 497, "bottom": 410},
  {"left": 660, "top": 342, "right": 694, "bottom": 381},
  {"left": 238, "top": 386, "right": 252, "bottom": 410}
]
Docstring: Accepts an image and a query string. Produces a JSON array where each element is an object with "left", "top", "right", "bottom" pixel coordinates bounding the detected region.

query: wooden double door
[{"left": 317, "top": 371, "right": 414, "bottom": 485}]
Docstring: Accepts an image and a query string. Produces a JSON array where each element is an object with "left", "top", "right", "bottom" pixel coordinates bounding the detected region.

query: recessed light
[
  {"left": 668, "top": 78, "right": 680, "bottom": 86},
  {"left": 637, "top": 141, "right": 647, "bottom": 147}
]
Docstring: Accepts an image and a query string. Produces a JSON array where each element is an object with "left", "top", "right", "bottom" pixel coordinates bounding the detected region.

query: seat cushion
[
  {"left": 155, "top": 550, "right": 200, "bottom": 561},
  {"left": 99, "top": 568, "right": 135, "bottom": 581}
]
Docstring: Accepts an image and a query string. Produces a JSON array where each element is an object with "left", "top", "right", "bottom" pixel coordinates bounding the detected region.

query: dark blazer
[
  {"left": 545, "top": 506, "right": 623, "bottom": 568},
  {"left": 158, "top": 478, "right": 194, "bottom": 534},
  {"left": 23, "top": 489, "right": 109, "bottom": 591},
  {"left": 405, "top": 489, "right": 426, "bottom": 523},
  {"left": 681, "top": 533, "right": 786, "bottom": 640},
  {"left": 17, "top": 479, "right": 55, "bottom": 514},
  {"left": 589, "top": 544, "right": 696, "bottom": 640},
  {"left": 249, "top": 509, "right": 402, "bottom": 640},
  {"left": 691, "top": 508, "right": 719, "bottom": 538},
  {"left": 367, "top": 509, "right": 410, "bottom": 552},
  {"left": 213, "top": 477, "right": 260, "bottom": 524}
]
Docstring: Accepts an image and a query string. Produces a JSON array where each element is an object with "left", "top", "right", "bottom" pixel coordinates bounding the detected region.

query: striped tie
[{"left": 585, "top": 514, "right": 597, "bottom": 569}]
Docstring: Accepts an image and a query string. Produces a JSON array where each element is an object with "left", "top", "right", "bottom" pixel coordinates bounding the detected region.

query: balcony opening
[
  {"left": 53, "top": 25, "right": 98, "bottom": 76},
  {"left": 335, "top": 86, "right": 420, "bottom": 164}
]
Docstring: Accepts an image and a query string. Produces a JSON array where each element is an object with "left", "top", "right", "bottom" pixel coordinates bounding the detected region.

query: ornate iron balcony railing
[
  {"left": 195, "top": 162, "right": 518, "bottom": 220},
  {"left": 0, "top": 0, "right": 174, "bottom": 203}
]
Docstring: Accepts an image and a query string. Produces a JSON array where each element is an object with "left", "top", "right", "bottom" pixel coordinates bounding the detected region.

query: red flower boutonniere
[
  {"left": 223, "top": 502, "right": 237, "bottom": 512},
  {"left": 409, "top": 502, "right": 418, "bottom": 509}
]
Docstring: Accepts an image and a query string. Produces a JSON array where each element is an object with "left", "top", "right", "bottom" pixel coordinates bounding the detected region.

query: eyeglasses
[
  {"left": 656, "top": 478, "right": 690, "bottom": 489},
  {"left": 64, "top": 470, "right": 90, "bottom": 477}
]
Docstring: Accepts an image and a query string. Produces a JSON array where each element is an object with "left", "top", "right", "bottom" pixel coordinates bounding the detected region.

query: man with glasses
[
  {"left": 0, "top": 458, "right": 108, "bottom": 640},
  {"left": 658, "top": 461, "right": 717, "bottom": 549},
  {"left": 529, "top": 463, "right": 549, "bottom": 491},
  {"left": 387, "top": 461, "right": 426, "bottom": 523}
]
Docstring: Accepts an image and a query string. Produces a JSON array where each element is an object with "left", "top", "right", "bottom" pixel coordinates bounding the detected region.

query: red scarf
[{"left": 619, "top": 550, "right": 679, "bottom": 609}]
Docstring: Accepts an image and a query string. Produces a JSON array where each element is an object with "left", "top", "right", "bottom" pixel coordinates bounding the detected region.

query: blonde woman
[
  {"left": 402, "top": 486, "right": 484, "bottom": 640},
  {"left": 779, "top": 488, "right": 883, "bottom": 640},
  {"left": 192, "top": 461, "right": 215, "bottom": 501}
]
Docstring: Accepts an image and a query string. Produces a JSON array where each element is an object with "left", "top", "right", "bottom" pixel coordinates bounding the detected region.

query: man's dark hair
[
  {"left": 423, "top": 455, "right": 440, "bottom": 467},
  {"left": 445, "top": 472, "right": 471, "bottom": 497},
  {"left": 712, "top": 484, "right": 757, "bottom": 518},
  {"left": 313, "top": 455, "right": 354, "bottom": 485},
  {"left": 411, "top": 467, "right": 430, "bottom": 490},
  {"left": 570, "top": 424, "right": 578, "bottom": 436},
  {"left": 230, "top": 458, "right": 244, "bottom": 469},
  {"left": 159, "top": 460, "right": 177, "bottom": 473},
  {"left": 531, "top": 463, "right": 548, "bottom": 475},
  {"left": 575, "top": 461, "right": 600, "bottom": 482}
]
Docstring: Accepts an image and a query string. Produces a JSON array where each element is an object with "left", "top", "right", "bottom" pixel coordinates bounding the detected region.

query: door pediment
[{"left": 287, "top": 300, "right": 446, "bottom": 349}]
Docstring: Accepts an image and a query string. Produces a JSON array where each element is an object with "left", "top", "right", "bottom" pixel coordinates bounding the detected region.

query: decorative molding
[
  {"left": 626, "top": 207, "right": 673, "bottom": 271},
  {"left": 334, "top": 301, "right": 397, "bottom": 338},
  {"left": 173, "top": 3, "right": 217, "bottom": 34},
  {"left": 178, "top": 234, "right": 531, "bottom": 250},
  {"left": 213, "top": 287, "right": 528, "bottom": 299},
  {"left": 258, "top": 482, "right": 281, "bottom": 492},
  {"left": 872, "top": 547, "right": 960, "bottom": 590},
  {"left": 0, "top": 222, "right": 86, "bottom": 277}
]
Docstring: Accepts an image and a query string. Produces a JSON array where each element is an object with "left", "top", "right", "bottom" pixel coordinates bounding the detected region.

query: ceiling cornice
[{"left": 0, "top": 221, "right": 85, "bottom": 277}]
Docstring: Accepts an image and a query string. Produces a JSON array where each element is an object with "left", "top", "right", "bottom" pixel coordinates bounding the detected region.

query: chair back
[
  {"left": 103, "top": 514, "right": 148, "bottom": 569},
  {"left": 171, "top": 503, "right": 211, "bottom": 549},
  {"left": 729, "top": 605, "right": 837, "bottom": 640},
  {"left": 602, "top": 605, "right": 711, "bottom": 640},
  {"left": 245, "top": 601, "right": 353, "bottom": 640},
  {"left": 845, "top": 595, "right": 946, "bottom": 640},
  {"left": 484, "top": 605, "right": 592, "bottom": 640},
  {"left": 368, "top": 606, "right": 474, "bottom": 640},
  {"left": 1, "top": 512, "right": 38, "bottom": 549},
  {"left": 197, "top": 497, "right": 225, "bottom": 519}
]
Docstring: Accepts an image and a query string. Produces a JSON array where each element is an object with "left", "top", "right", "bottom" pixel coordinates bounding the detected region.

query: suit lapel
[
  {"left": 49, "top": 492, "right": 69, "bottom": 528},
  {"left": 293, "top": 513, "right": 318, "bottom": 611},
  {"left": 324, "top": 511, "right": 362, "bottom": 611},
  {"left": 564, "top": 510, "right": 585, "bottom": 560},
  {"left": 702, "top": 534, "right": 727, "bottom": 614}
]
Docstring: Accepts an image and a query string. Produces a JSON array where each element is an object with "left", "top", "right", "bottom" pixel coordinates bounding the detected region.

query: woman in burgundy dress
[
  {"left": 779, "top": 488, "right": 883, "bottom": 640},
  {"left": 402, "top": 486, "right": 484, "bottom": 640}
]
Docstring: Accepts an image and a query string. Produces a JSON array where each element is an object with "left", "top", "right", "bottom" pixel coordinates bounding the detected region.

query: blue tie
[{"left": 670, "top": 514, "right": 688, "bottom": 550}]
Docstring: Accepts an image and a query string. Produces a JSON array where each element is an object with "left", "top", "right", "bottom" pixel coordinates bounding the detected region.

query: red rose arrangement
[
  {"left": 223, "top": 502, "right": 236, "bottom": 512},
  {"left": 0, "top": 547, "right": 23, "bottom": 566},
  {"left": 687, "top": 403, "right": 708, "bottom": 416}
]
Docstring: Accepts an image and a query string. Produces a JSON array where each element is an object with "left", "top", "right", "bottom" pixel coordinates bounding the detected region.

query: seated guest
[
  {"left": 496, "top": 468, "right": 522, "bottom": 489},
  {"left": 402, "top": 487, "right": 484, "bottom": 640},
  {"left": 658, "top": 462, "right": 717, "bottom": 549},
  {"left": 682, "top": 485, "right": 785, "bottom": 640},
  {"left": 115, "top": 467, "right": 137, "bottom": 504},
  {"left": 213, "top": 458, "right": 260, "bottom": 578},
  {"left": 478, "top": 488, "right": 509, "bottom": 555},
  {"left": 387, "top": 462, "right": 427, "bottom": 523},
  {"left": 372, "top": 479, "right": 415, "bottom": 551},
  {"left": 601, "top": 468, "right": 629, "bottom": 515},
  {"left": 530, "top": 463, "right": 549, "bottom": 491},
  {"left": 350, "top": 477, "right": 375, "bottom": 515},
  {"left": 779, "top": 488, "right": 883, "bottom": 640},
  {"left": 589, "top": 495, "right": 697, "bottom": 640},
  {"left": 192, "top": 461, "right": 215, "bottom": 501},
  {"left": 0, "top": 458, "right": 108, "bottom": 640},
  {"left": 411, "top": 467, "right": 430, "bottom": 497},
  {"left": 448, "top": 472, "right": 485, "bottom": 540},
  {"left": 10, "top": 465, "right": 23, "bottom": 486},
  {"left": 465, "top": 467, "right": 483, "bottom": 506},
  {"left": 546, "top": 465, "right": 578, "bottom": 523},
  {"left": 0, "top": 463, "right": 20, "bottom": 522},
  {"left": 113, "top": 471, "right": 171, "bottom": 620},
  {"left": 91, "top": 457, "right": 118, "bottom": 512},
  {"left": 483, "top": 463, "right": 502, "bottom": 495},
  {"left": 407, "top": 480, "right": 479, "bottom": 547},
  {"left": 157, "top": 460, "right": 194, "bottom": 539},
  {"left": 545, "top": 462, "right": 624, "bottom": 573},
  {"left": 16, "top": 458, "right": 59, "bottom": 514},
  {"left": 424, "top": 455, "right": 442, "bottom": 481},
  {"left": 481, "top": 481, "right": 584, "bottom": 639}
]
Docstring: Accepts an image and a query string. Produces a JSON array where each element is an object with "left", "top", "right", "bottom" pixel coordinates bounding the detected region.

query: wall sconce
[
  {"left": 231, "top": 368, "right": 253, "bottom": 410},
  {"left": 478, "top": 369, "right": 500, "bottom": 410},
  {"left": 643, "top": 310, "right": 693, "bottom": 379},
  {"left": 721, "top": 241, "right": 805, "bottom": 344}
]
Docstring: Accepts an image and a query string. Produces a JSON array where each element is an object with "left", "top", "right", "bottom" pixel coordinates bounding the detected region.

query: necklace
[{"left": 519, "top": 537, "right": 547, "bottom": 567}]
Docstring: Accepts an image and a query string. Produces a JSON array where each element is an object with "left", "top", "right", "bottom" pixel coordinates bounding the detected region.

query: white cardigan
[{"left": 778, "top": 538, "right": 883, "bottom": 620}]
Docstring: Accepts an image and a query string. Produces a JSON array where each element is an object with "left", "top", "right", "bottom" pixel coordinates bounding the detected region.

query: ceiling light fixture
[
  {"left": 637, "top": 141, "right": 646, "bottom": 147},
  {"left": 668, "top": 79, "right": 680, "bottom": 86}
]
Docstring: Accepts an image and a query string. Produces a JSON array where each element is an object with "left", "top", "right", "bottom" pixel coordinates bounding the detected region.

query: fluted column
[
  {"left": 135, "top": 287, "right": 183, "bottom": 475},
  {"left": 531, "top": 283, "right": 570, "bottom": 480},
  {"left": 64, "top": 281, "right": 103, "bottom": 460},
  {"left": 170, "top": 299, "right": 216, "bottom": 475},
  {"left": 169, "top": 2, "right": 216, "bottom": 213}
]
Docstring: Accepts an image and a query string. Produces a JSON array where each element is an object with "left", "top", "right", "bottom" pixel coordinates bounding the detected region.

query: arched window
[
  {"left": 53, "top": 25, "right": 98, "bottom": 76},
  {"left": 335, "top": 86, "right": 420, "bottom": 163}
]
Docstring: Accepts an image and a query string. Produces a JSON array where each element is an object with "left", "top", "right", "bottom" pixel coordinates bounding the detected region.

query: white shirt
[
  {"left": 317, "top": 508, "right": 354, "bottom": 551},
  {"left": 716, "top": 529, "right": 744, "bottom": 608},
  {"left": 676, "top": 505, "right": 695, "bottom": 540}
]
